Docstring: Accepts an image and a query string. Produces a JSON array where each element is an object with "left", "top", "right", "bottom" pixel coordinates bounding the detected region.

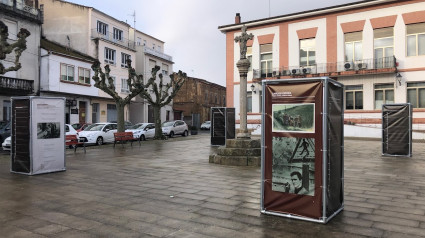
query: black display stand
[
  {"left": 211, "top": 107, "right": 235, "bottom": 146},
  {"left": 382, "top": 103, "right": 412, "bottom": 157}
]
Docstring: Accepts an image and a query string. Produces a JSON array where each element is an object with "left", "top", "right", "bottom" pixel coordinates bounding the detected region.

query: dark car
[{"left": 0, "top": 121, "right": 11, "bottom": 143}]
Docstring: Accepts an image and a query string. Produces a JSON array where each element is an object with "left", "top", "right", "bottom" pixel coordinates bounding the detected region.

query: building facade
[
  {"left": 219, "top": 0, "right": 425, "bottom": 132},
  {"left": 0, "top": 0, "right": 42, "bottom": 122},
  {"left": 129, "top": 29, "right": 174, "bottom": 124},
  {"left": 40, "top": 0, "right": 136, "bottom": 123},
  {"left": 173, "top": 77, "right": 226, "bottom": 127}
]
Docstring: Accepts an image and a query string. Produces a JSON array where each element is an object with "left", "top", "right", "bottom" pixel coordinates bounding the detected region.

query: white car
[
  {"left": 162, "top": 120, "right": 188, "bottom": 138},
  {"left": 200, "top": 121, "right": 211, "bottom": 130},
  {"left": 78, "top": 123, "right": 117, "bottom": 145},
  {"left": 2, "top": 136, "right": 11, "bottom": 151},
  {"left": 65, "top": 124, "right": 78, "bottom": 137},
  {"left": 126, "top": 123, "right": 155, "bottom": 141}
]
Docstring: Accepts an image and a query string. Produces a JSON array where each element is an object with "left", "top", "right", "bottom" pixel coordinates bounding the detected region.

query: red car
[{"left": 71, "top": 123, "right": 92, "bottom": 132}]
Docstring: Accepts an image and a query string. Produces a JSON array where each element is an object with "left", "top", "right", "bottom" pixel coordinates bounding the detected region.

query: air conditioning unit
[
  {"left": 357, "top": 63, "right": 368, "bottom": 69},
  {"left": 302, "top": 67, "right": 311, "bottom": 74},
  {"left": 291, "top": 69, "right": 300, "bottom": 75},
  {"left": 281, "top": 70, "right": 290, "bottom": 76},
  {"left": 344, "top": 62, "right": 354, "bottom": 70},
  {"left": 272, "top": 71, "right": 280, "bottom": 77}
]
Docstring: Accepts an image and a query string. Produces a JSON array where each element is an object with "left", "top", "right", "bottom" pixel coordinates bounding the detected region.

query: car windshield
[
  {"left": 71, "top": 124, "right": 79, "bottom": 129},
  {"left": 162, "top": 121, "right": 174, "bottom": 127},
  {"left": 204, "top": 121, "right": 210, "bottom": 124},
  {"left": 131, "top": 123, "right": 147, "bottom": 129},
  {"left": 86, "top": 124, "right": 105, "bottom": 131}
]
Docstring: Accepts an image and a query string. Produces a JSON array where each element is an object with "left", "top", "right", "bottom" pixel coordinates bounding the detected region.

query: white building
[
  {"left": 219, "top": 0, "right": 425, "bottom": 133},
  {"left": 0, "top": 0, "right": 42, "bottom": 122}
]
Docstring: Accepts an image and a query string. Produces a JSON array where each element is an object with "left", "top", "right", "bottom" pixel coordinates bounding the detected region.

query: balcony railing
[
  {"left": 0, "top": 0, "right": 42, "bottom": 20},
  {"left": 0, "top": 76, "right": 33, "bottom": 95},
  {"left": 143, "top": 46, "right": 173, "bottom": 62},
  {"left": 253, "top": 56, "right": 396, "bottom": 79},
  {"left": 91, "top": 29, "right": 136, "bottom": 51}
]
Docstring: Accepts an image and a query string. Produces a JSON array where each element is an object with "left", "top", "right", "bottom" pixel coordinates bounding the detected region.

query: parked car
[
  {"left": 72, "top": 123, "right": 92, "bottom": 132},
  {"left": 78, "top": 123, "right": 117, "bottom": 145},
  {"left": 2, "top": 136, "right": 11, "bottom": 151},
  {"left": 0, "top": 121, "right": 11, "bottom": 144},
  {"left": 126, "top": 123, "right": 155, "bottom": 141},
  {"left": 200, "top": 121, "right": 211, "bottom": 130},
  {"left": 109, "top": 120, "right": 133, "bottom": 129},
  {"left": 162, "top": 120, "right": 188, "bottom": 138}
]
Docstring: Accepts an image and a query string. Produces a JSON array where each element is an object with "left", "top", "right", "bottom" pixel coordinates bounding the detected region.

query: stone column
[{"left": 236, "top": 58, "right": 251, "bottom": 139}]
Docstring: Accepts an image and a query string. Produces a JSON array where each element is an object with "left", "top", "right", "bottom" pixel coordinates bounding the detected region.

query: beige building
[
  {"left": 129, "top": 29, "right": 174, "bottom": 123},
  {"left": 40, "top": 0, "right": 136, "bottom": 123}
]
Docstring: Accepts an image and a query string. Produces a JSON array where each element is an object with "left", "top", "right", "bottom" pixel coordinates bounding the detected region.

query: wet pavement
[{"left": 0, "top": 133, "right": 425, "bottom": 237}]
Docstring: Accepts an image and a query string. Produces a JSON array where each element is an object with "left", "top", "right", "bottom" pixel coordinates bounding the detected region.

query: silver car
[{"left": 162, "top": 120, "right": 188, "bottom": 138}]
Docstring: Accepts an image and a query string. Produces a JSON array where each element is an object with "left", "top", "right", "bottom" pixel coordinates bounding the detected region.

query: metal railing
[
  {"left": 253, "top": 56, "right": 396, "bottom": 78},
  {"left": 0, "top": 76, "right": 33, "bottom": 93},
  {"left": 91, "top": 29, "right": 136, "bottom": 51},
  {"left": 143, "top": 46, "right": 173, "bottom": 62}
]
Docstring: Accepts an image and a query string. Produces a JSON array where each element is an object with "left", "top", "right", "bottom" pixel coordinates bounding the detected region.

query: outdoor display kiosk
[
  {"left": 210, "top": 107, "right": 235, "bottom": 146},
  {"left": 261, "top": 77, "right": 344, "bottom": 223},
  {"left": 382, "top": 103, "right": 412, "bottom": 157},
  {"left": 10, "top": 97, "right": 66, "bottom": 175}
]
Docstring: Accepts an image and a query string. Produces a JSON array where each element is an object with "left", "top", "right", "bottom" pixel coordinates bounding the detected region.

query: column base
[{"left": 236, "top": 129, "right": 251, "bottom": 139}]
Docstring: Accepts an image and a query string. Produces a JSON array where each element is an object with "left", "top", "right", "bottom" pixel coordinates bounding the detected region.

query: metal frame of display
[
  {"left": 260, "top": 77, "right": 344, "bottom": 224},
  {"left": 381, "top": 103, "right": 412, "bottom": 157},
  {"left": 10, "top": 96, "right": 66, "bottom": 175}
]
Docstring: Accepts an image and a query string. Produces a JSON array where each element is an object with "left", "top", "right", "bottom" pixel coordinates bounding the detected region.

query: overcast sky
[{"left": 66, "top": 0, "right": 358, "bottom": 86}]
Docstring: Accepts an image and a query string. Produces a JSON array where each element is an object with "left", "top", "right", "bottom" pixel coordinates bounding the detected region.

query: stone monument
[{"left": 209, "top": 25, "right": 261, "bottom": 166}]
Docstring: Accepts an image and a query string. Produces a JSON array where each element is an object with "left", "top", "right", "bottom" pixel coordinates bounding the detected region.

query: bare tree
[
  {"left": 91, "top": 59, "right": 146, "bottom": 132},
  {"left": 139, "top": 66, "right": 186, "bottom": 139},
  {"left": 0, "top": 20, "right": 31, "bottom": 74}
]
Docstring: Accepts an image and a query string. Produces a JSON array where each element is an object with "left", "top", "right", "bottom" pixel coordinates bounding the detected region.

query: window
[
  {"left": 113, "top": 28, "right": 123, "bottom": 41},
  {"left": 374, "top": 27, "right": 394, "bottom": 68},
  {"left": 162, "top": 64, "right": 169, "bottom": 75},
  {"left": 247, "top": 46, "right": 252, "bottom": 71},
  {"left": 153, "top": 43, "right": 155, "bottom": 50},
  {"left": 143, "top": 40, "right": 147, "bottom": 46},
  {"left": 149, "top": 59, "right": 156, "bottom": 72},
  {"left": 78, "top": 67, "right": 90, "bottom": 84},
  {"left": 247, "top": 91, "right": 252, "bottom": 112},
  {"left": 300, "top": 38, "right": 316, "bottom": 67},
  {"left": 205, "top": 93, "right": 208, "bottom": 103},
  {"left": 407, "top": 23, "right": 425, "bottom": 56},
  {"left": 345, "top": 32, "right": 362, "bottom": 62},
  {"left": 260, "top": 44, "right": 272, "bottom": 78},
  {"left": 407, "top": 82, "right": 425, "bottom": 108},
  {"left": 61, "top": 63, "right": 74, "bottom": 82},
  {"left": 345, "top": 85, "right": 363, "bottom": 110},
  {"left": 121, "top": 53, "right": 131, "bottom": 68},
  {"left": 104, "top": 47, "right": 116, "bottom": 64},
  {"left": 121, "top": 78, "right": 129, "bottom": 93},
  {"left": 97, "top": 21, "right": 108, "bottom": 35},
  {"left": 158, "top": 45, "right": 161, "bottom": 52},
  {"left": 374, "top": 83, "right": 394, "bottom": 109},
  {"left": 137, "top": 37, "right": 142, "bottom": 46},
  {"left": 166, "top": 110, "right": 170, "bottom": 121},
  {"left": 92, "top": 103, "right": 99, "bottom": 123}
]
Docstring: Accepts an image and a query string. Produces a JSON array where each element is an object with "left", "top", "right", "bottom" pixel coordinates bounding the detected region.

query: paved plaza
[{"left": 0, "top": 133, "right": 425, "bottom": 237}]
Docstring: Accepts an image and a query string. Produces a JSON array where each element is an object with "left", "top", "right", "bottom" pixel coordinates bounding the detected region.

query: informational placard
[
  {"left": 11, "top": 97, "right": 66, "bottom": 175},
  {"left": 211, "top": 107, "right": 235, "bottom": 146},
  {"left": 261, "top": 78, "right": 344, "bottom": 224},
  {"left": 382, "top": 104, "right": 412, "bottom": 157}
]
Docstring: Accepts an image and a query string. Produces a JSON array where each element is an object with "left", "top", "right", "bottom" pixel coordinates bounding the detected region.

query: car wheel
[
  {"left": 140, "top": 135, "right": 146, "bottom": 141},
  {"left": 169, "top": 131, "right": 174, "bottom": 138},
  {"left": 96, "top": 137, "right": 103, "bottom": 146},
  {"left": 182, "top": 130, "right": 188, "bottom": 137}
]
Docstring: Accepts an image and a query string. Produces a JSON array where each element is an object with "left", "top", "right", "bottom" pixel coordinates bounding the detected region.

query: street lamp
[
  {"left": 250, "top": 84, "right": 256, "bottom": 94},
  {"left": 396, "top": 72, "right": 402, "bottom": 86}
]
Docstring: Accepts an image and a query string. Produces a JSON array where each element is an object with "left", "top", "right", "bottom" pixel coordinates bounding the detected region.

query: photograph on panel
[
  {"left": 272, "top": 137, "right": 315, "bottom": 196},
  {"left": 272, "top": 103, "right": 315, "bottom": 133},
  {"left": 37, "top": 122, "right": 61, "bottom": 139}
]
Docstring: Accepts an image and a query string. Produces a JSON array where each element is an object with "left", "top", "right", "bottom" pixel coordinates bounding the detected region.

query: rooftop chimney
[{"left": 235, "top": 13, "right": 241, "bottom": 24}]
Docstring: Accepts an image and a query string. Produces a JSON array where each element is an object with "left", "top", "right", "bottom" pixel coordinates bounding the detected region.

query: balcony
[
  {"left": 143, "top": 46, "right": 173, "bottom": 63},
  {"left": 0, "top": 76, "right": 33, "bottom": 95},
  {"left": 91, "top": 29, "right": 136, "bottom": 51},
  {"left": 0, "top": 0, "right": 42, "bottom": 22},
  {"left": 253, "top": 56, "right": 396, "bottom": 79}
]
